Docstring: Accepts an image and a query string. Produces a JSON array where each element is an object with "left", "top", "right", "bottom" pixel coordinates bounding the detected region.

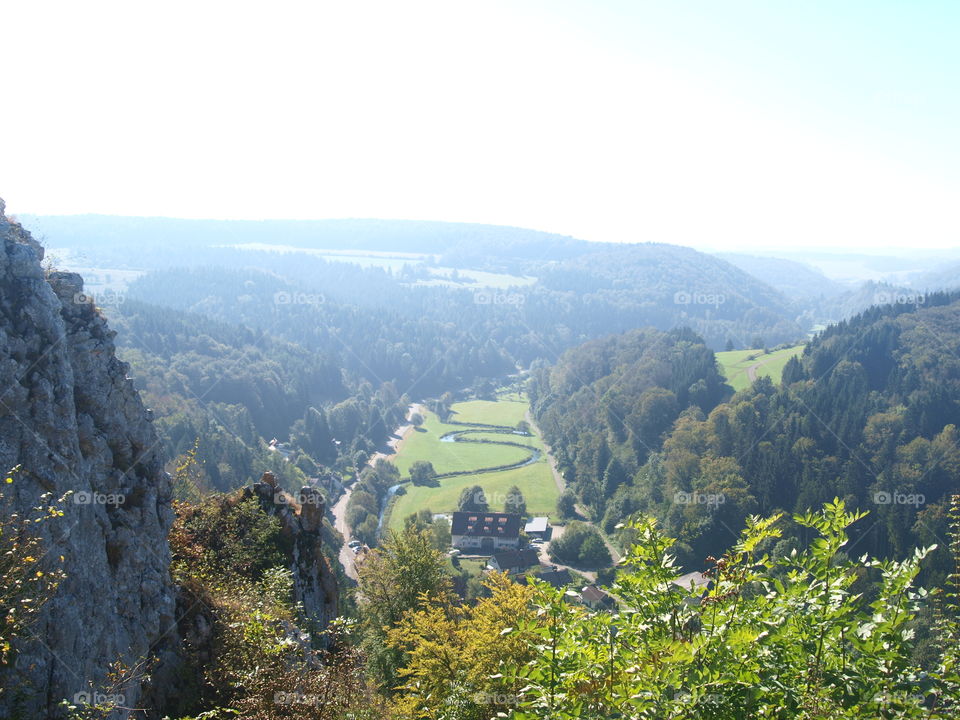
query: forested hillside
[
  {"left": 107, "top": 300, "right": 408, "bottom": 495},
  {"left": 28, "top": 214, "right": 807, "bottom": 351},
  {"left": 529, "top": 328, "right": 730, "bottom": 525},
  {"left": 534, "top": 293, "right": 960, "bottom": 582}
]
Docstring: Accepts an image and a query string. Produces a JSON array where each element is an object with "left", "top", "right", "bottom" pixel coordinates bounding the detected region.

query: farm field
[
  {"left": 716, "top": 344, "right": 804, "bottom": 392},
  {"left": 387, "top": 398, "right": 558, "bottom": 531}
]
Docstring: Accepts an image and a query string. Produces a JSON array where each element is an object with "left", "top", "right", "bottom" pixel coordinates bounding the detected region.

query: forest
[{"left": 532, "top": 293, "right": 960, "bottom": 588}]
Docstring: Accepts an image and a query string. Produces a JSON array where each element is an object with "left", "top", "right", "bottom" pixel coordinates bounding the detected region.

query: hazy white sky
[{"left": 2, "top": 0, "right": 958, "bottom": 251}]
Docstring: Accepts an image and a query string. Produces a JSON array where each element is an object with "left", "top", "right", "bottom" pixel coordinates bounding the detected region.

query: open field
[
  {"left": 448, "top": 399, "right": 530, "bottom": 427},
  {"left": 388, "top": 398, "right": 558, "bottom": 531},
  {"left": 716, "top": 344, "right": 804, "bottom": 392},
  {"left": 392, "top": 411, "right": 529, "bottom": 477},
  {"left": 411, "top": 267, "right": 537, "bottom": 290}
]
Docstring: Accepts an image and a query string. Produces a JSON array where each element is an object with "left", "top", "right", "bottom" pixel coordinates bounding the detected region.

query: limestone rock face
[
  {"left": 247, "top": 475, "right": 338, "bottom": 632},
  {"left": 0, "top": 203, "right": 176, "bottom": 717}
]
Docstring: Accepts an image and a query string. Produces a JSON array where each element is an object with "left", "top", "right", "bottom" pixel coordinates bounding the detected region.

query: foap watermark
[
  {"left": 273, "top": 290, "right": 325, "bottom": 306},
  {"left": 474, "top": 290, "right": 525, "bottom": 306},
  {"left": 873, "top": 491, "right": 925, "bottom": 507},
  {"left": 874, "top": 290, "right": 925, "bottom": 307},
  {"left": 473, "top": 489, "right": 524, "bottom": 507},
  {"left": 73, "top": 691, "right": 125, "bottom": 709},
  {"left": 275, "top": 489, "right": 324, "bottom": 507},
  {"left": 674, "top": 491, "right": 725, "bottom": 507},
  {"left": 471, "top": 691, "right": 520, "bottom": 706},
  {"left": 673, "top": 290, "right": 725, "bottom": 308},
  {"left": 73, "top": 288, "right": 125, "bottom": 307},
  {"left": 672, "top": 689, "right": 725, "bottom": 705},
  {"left": 274, "top": 691, "right": 321, "bottom": 706},
  {"left": 73, "top": 490, "right": 126, "bottom": 507}
]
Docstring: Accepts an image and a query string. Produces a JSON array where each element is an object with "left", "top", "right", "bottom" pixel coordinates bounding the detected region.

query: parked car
[{"left": 348, "top": 539, "right": 362, "bottom": 548}]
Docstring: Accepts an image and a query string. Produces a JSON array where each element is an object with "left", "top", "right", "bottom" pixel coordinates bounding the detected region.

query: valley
[{"left": 387, "top": 396, "right": 559, "bottom": 530}]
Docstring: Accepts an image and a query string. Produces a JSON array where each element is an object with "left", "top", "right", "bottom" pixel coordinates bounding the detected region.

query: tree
[
  {"left": 557, "top": 490, "right": 577, "bottom": 519},
  {"left": 725, "top": 338, "right": 735, "bottom": 351},
  {"left": 505, "top": 485, "right": 527, "bottom": 516},
  {"left": 387, "top": 573, "right": 538, "bottom": 718},
  {"left": 459, "top": 484, "right": 489, "bottom": 513},
  {"left": 602, "top": 457, "right": 629, "bottom": 499},
  {"left": 404, "top": 509, "right": 452, "bottom": 550},
  {"left": 408, "top": 460, "right": 436, "bottom": 486},
  {"left": 357, "top": 526, "right": 451, "bottom": 690},
  {"left": 578, "top": 533, "right": 612, "bottom": 567},
  {"left": 506, "top": 501, "right": 959, "bottom": 719},
  {"left": 549, "top": 521, "right": 611, "bottom": 568},
  {"left": 170, "top": 437, "right": 211, "bottom": 502}
]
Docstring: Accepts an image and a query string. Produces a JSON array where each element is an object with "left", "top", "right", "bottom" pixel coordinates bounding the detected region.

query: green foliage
[
  {"left": 408, "top": 460, "right": 436, "bottom": 486},
  {"left": 356, "top": 526, "right": 452, "bottom": 690},
  {"left": 530, "top": 327, "right": 729, "bottom": 524},
  {"left": 505, "top": 485, "right": 527, "bottom": 517},
  {"left": 168, "top": 492, "right": 384, "bottom": 719},
  {"left": 459, "top": 485, "right": 489, "bottom": 513},
  {"left": 549, "top": 521, "right": 612, "bottom": 568},
  {"left": 508, "top": 500, "right": 959, "bottom": 718},
  {"left": 170, "top": 494, "right": 291, "bottom": 582},
  {"left": 537, "top": 296, "right": 960, "bottom": 579},
  {"left": 345, "top": 460, "right": 400, "bottom": 547},
  {"left": 557, "top": 491, "right": 577, "bottom": 520},
  {"left": 403, "top": 509, "right": 452, "bottom": 551}
]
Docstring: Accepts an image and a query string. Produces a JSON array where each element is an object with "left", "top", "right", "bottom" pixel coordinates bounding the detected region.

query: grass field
[
  {"left": 716, "top": 344, "right": 804, "bottom": 392},
  {"left": 388, "top": 398, "right": 559, "bottom": 531},
  {"left": 393, "top": 412, "right": 530, "bottom": 477},
  {"left": 448, "top": 399, "right": 530, "bottom": 426}
]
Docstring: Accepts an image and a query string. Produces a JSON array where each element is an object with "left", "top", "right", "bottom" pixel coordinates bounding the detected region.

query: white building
[{"left": 451, "top": 511, "right": 521, "bottom": 552}]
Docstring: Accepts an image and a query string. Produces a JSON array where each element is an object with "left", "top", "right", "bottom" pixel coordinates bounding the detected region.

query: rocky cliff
[
  {"left": 0, "top": 199, "right": 176, "bottom": 717},
  {"left": 246, "top": 472, "right": 339, "bottom": 631}
]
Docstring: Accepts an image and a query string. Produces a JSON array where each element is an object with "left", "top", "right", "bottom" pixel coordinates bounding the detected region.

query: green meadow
[
  {"left": 716, "top": 344, "right": 804, "bottom": 392},
  {"left": 387, "top": 398, "right": 558, "bottom": 531}
]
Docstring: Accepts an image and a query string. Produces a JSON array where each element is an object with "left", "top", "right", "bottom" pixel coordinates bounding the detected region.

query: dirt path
[
  {"left": 525, "top": 409, "right": 566, "bottom": 495},
  {"left": 330, "top": 403, "right": 423, "bottom": 581},
  {"left": 524, "top": 409, "right": 621, "bottom": 566},
  {"left": 746, "top": 353, "right": 781, "bottom": 383},
  {"left": 534, "top": 525, "right": 597, "bottom": 583}
]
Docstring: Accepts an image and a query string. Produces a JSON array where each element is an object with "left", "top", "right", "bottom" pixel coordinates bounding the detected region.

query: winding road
[
  {"left": 330, "top": 403, "right": 422, "bottom": 580},
  {"left": 524, "top": 409, "right": 621, "bottom": 569}
]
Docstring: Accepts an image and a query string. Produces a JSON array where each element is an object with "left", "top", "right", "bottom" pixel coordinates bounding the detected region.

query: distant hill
[
  {"left": 916, "top": 261, "right": 960, "bottom": 291},
  {"left": 25, "top": 214, "right": 807, "bottom": 350},
  {"left": 715, "top": 252, "right": 844, "bottom": 302},
  {"left": 19, "top": 214, "right": 587, "bottom": 259}
]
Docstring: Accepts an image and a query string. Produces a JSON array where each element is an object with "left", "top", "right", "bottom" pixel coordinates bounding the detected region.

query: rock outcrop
[
  {"left": 245, "top": 472, "right": 339, "bottom": 632},
  {"left": 0, "top": 200, "right": 176, "bottom": 717}
]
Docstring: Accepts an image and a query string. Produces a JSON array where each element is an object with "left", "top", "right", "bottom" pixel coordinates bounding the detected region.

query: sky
[{"left": 2, "top": 0, "right": 958, "bottom": 251}]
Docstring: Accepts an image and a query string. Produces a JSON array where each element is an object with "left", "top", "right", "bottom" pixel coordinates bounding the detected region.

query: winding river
[{"left": 375, "top": 421, "right": 541, "bottom": 531}]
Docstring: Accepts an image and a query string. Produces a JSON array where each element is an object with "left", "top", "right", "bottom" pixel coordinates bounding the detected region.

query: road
[
  {"left": 330, "top": 403, "right": 423, "bottom": 581},
  {"left": 524, "top": 409, "right": 621, "bottom": 567}
]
